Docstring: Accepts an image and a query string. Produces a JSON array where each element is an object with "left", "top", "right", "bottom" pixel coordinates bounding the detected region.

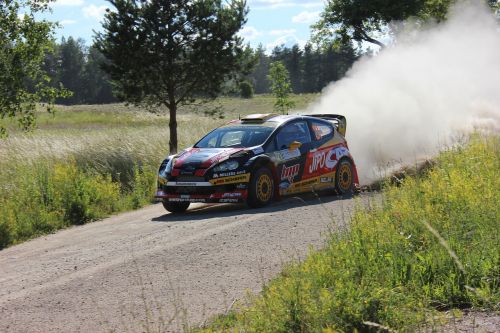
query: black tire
[
  {"left": 247, "top": 167, "right": 274, "bottom": 208},
  {"left": 162, "top": 201, "right": 190, "bottom": 213},
  {"left": 335, "top": 159, "right": 354, "bottom": 196}
]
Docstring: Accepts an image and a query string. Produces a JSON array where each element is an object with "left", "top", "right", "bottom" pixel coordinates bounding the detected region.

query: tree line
[
  {"left": 249, "top": 43, "right": 357, "bottom": 95},
  {"left": 43, "top": 37, "right": 116, "bottom": 105},
  {"left": 45, "top": 38, "right": 358, "bottom": 106}
]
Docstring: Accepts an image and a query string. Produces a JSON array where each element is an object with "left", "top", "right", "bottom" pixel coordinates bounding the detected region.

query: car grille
[
  {"left": 172, "top": 187, "right": 215, "bottom": 195},
  {"left": 176, "top": 176, "right": 206, "bottom": 182},
  {"left": 163, "top": 184, "right": 236, "bottom": 195}
]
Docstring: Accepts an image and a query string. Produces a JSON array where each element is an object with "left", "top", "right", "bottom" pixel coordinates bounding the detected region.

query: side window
[
  {"left": 276, "top": 121, "right": 311, "bottom": 149},
  {"left": 310, "top": 120, "right": 333, "bottom": 141}
]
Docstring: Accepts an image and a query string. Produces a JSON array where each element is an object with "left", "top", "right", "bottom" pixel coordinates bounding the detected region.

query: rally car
[{"left": 155, "top": 113, "right": 360, "bottom": 213}]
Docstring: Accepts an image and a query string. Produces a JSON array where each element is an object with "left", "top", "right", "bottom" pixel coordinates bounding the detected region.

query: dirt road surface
[{"left": 0, "top": 193, "right": 377, "bottom": 332}]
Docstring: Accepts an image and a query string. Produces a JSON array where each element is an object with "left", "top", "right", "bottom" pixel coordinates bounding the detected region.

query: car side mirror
[{"left": 288, "top": 141, "right": 302, "bottom": 150}]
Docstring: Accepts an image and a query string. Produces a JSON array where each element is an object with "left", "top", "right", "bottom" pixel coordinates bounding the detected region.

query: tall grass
[
  {"left": 0, "top": 96, "right": 320, "bottom": 249},
  {"left": 0, "top": 114, "right": 226, "bottom": 249},
  {"left": 199, "top": 135, "right": 499, "bottom": 332}
]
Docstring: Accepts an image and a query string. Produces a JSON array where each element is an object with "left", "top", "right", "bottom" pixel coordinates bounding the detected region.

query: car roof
[{"left": 221, "top": 114, "right": 325, "bottom": 128}]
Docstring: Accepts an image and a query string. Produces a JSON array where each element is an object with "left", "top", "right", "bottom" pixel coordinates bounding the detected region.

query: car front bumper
[
  {"left": 155, "top": 173, "right": 251, "bottom": 203},
  {"left": 155, "top": 182, "right": 249, "bottom": 204},
  {"left": 155, "top": 190, "right": 248, "bottom": 203}
]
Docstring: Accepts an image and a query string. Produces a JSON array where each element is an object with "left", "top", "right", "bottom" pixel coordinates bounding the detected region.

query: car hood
[{"left": 173, "top": 147, "right": 245, "bottom": 169}]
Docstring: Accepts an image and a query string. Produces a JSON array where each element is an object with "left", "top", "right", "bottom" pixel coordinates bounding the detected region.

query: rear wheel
[
  {"left": 335, "top": 159, "right": 354, "bottom": 195},
  {"left": 247, "top": 167, "right": 274, "bottom": 208},
  {"left": 162, "top": 201, "right": 190, "bottom": 213}
]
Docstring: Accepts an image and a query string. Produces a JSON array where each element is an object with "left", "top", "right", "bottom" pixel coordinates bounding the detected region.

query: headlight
[
  {"left": 213, "top": 160, "right": 239, "bottom": 172},
  {"left": 159, "top": 158, "right": 174, "bottom": 178}
]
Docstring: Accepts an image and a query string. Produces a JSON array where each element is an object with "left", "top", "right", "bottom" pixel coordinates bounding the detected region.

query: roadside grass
[
  {"left": 0, "top": 94, "right": 319, "bottom": 249},
  {"left": 197, "top": 134, "right": 499, "bottom": 332},
  {"left": 0, "top": 120, "right": 218, "bottom": 249}
]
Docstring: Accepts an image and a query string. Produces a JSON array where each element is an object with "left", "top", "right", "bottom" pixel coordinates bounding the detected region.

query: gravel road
[{"left": 0, "top": 193, "right": 376, "bottom": 332}]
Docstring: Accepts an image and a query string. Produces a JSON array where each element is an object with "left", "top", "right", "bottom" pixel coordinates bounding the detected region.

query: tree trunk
[
  {"left": 355, "top": 27, "right": 386, "bottom": 49},
  {"left": 168, "top": 103, "right": 178, "bottom": 154}
]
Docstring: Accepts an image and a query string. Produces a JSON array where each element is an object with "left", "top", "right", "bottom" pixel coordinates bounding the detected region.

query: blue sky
[{"left": 44, "top": 0, "right": 325, "bottom": 51}]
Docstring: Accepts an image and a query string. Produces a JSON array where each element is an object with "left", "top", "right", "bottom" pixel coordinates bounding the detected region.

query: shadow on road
[{"left": 151, "top": 191, "right": 358, "bottom": 223}]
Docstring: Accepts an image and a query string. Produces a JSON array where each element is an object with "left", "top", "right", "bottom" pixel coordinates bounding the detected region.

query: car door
[
  {"left": 302, "top": 119, "right": 339, "bottom": 188},
  {"left": 269, "top": 120, "right": 313, "bottom": 195}
]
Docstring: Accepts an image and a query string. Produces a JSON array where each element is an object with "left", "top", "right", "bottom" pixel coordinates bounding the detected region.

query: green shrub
[
  {"left": 0, "top": 159, "right": 156, "bottom": 249},
  {"left": 239, "top": 81, "right": 254, "bottom": 99}
]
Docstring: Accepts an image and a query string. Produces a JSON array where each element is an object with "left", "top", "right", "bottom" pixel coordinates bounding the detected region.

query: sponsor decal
[
  {"left": 212, "top": 170, "right": 246, "bottom": 179},
  {"left": 320, "top": 177, "right": 333, "bottom": 183},
  {"left": 210, "top": 173, "right": 250, "bottom": 185},
  {"left": 168, "top": 198, "right": 206, "bottom": 203},
  {"left": 276, "top": 148, "right": 301, "bottom": 162},
  {"left": 281, "top": 164, "right": 300, "bottom": 183},
  {"left": 236, "top": 184, "right": 247, "bottom": 189},
  {"left": 304, "top": 145, "right": 350, "bottom": 178},
  {"left": 309, "top": 150, "right": 327, "bottom": 173},
  {"left": 222, "top": 192, "right": 243, "bottom": 198},
  {"left": 325, "top": 146, "right": 349, "bottom": 169},
  {"left": 279, "top": 174, "right": 336, "bottom": 195},
  {"left": 220, "top": 198, "right": 239, "bottom": 203}
]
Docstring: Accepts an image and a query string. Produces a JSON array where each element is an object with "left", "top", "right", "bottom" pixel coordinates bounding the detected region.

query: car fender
[
  {"left": 337, "top": 155, "right": 360, "bottom": 190},
  {"left": 245, "top": 154, "right": 280, "bottom": 198}
]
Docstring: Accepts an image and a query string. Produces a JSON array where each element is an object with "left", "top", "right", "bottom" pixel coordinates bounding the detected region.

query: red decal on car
[
  {"left": 304, "top": 145, "right": 349, "bottom": 179},
  {"left": 173, "top": 148, "right": 200, "bottom": 167},
  {"left": 201, "top": 148, "right": 244, "bottom": 168},
  {"left": 281, "top": 164, "right": 300, "bottom": 183}
]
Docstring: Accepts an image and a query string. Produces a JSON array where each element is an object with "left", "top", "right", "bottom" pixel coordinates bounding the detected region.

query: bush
[
  {"left": 0, "top": 159, "right": 155, "bottom": 249},
  {"left": 239, "top": 81, "right": 254, "bottom": 99}
]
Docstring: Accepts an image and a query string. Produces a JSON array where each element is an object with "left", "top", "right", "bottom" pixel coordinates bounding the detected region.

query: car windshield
[{"left": 195, "top": 126, "right": 274, "bottom": 148}]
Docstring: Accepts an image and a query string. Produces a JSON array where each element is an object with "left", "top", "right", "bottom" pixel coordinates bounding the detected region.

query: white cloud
[
  {"left": 54, "top": 0, "right": 85, "bottom": 6},
  {"left": 83, "top": 4, "right": 108, "bottom": 20},
  {"left": 239, "top": 26, "right": 262, "bottom": 41},
  {"left": 292, "top": 10, "right": 320, "bottom": 24},
  {"left": 59, "top": 19, "right": 77, "bottom": 26},
  {"left": 269, "top": 29, "right": 297, "bottom": 36},
  {"left": 250, "top": 0, "right": 323, "bottom": 10},
  {"left": 266, "top": 34, "right": 306, "bottom": 52}
]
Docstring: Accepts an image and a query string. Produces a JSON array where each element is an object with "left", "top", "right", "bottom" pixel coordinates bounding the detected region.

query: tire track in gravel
[{"left": 0, "top": 193, "right": 378, "bottom": 333}]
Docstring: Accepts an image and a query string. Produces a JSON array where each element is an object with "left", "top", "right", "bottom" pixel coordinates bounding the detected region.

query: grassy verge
[
  {"left": 198, "top": 135, "right": 499, "bottom": 332},
  {"left": 0, "top": 118, "right": 220, "bottom": 249}
]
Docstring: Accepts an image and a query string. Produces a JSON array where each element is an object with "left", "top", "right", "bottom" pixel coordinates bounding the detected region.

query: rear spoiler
[{"left": 306, "top": 114, "right": 347, "bottom": 136}]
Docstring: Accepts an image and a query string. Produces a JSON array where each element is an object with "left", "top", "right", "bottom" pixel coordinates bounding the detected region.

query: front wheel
[
  {"left": 247, "top": 167, "right": 274, "bottom": 208},
  {"left": 162, "top": 201, "right": 190, "bottom": 213},
  {"left": 335, "top": 159, "right": 354, "bottom": 196}
]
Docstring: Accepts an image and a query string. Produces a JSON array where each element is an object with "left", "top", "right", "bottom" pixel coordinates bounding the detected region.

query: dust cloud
[{"left": 310, "top": 0, "right": 500, "bottom": 184}]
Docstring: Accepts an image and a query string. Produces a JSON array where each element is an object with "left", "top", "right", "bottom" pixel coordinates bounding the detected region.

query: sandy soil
[{"left": 0, "top": 193, "right": 377, "bottom": 332}]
